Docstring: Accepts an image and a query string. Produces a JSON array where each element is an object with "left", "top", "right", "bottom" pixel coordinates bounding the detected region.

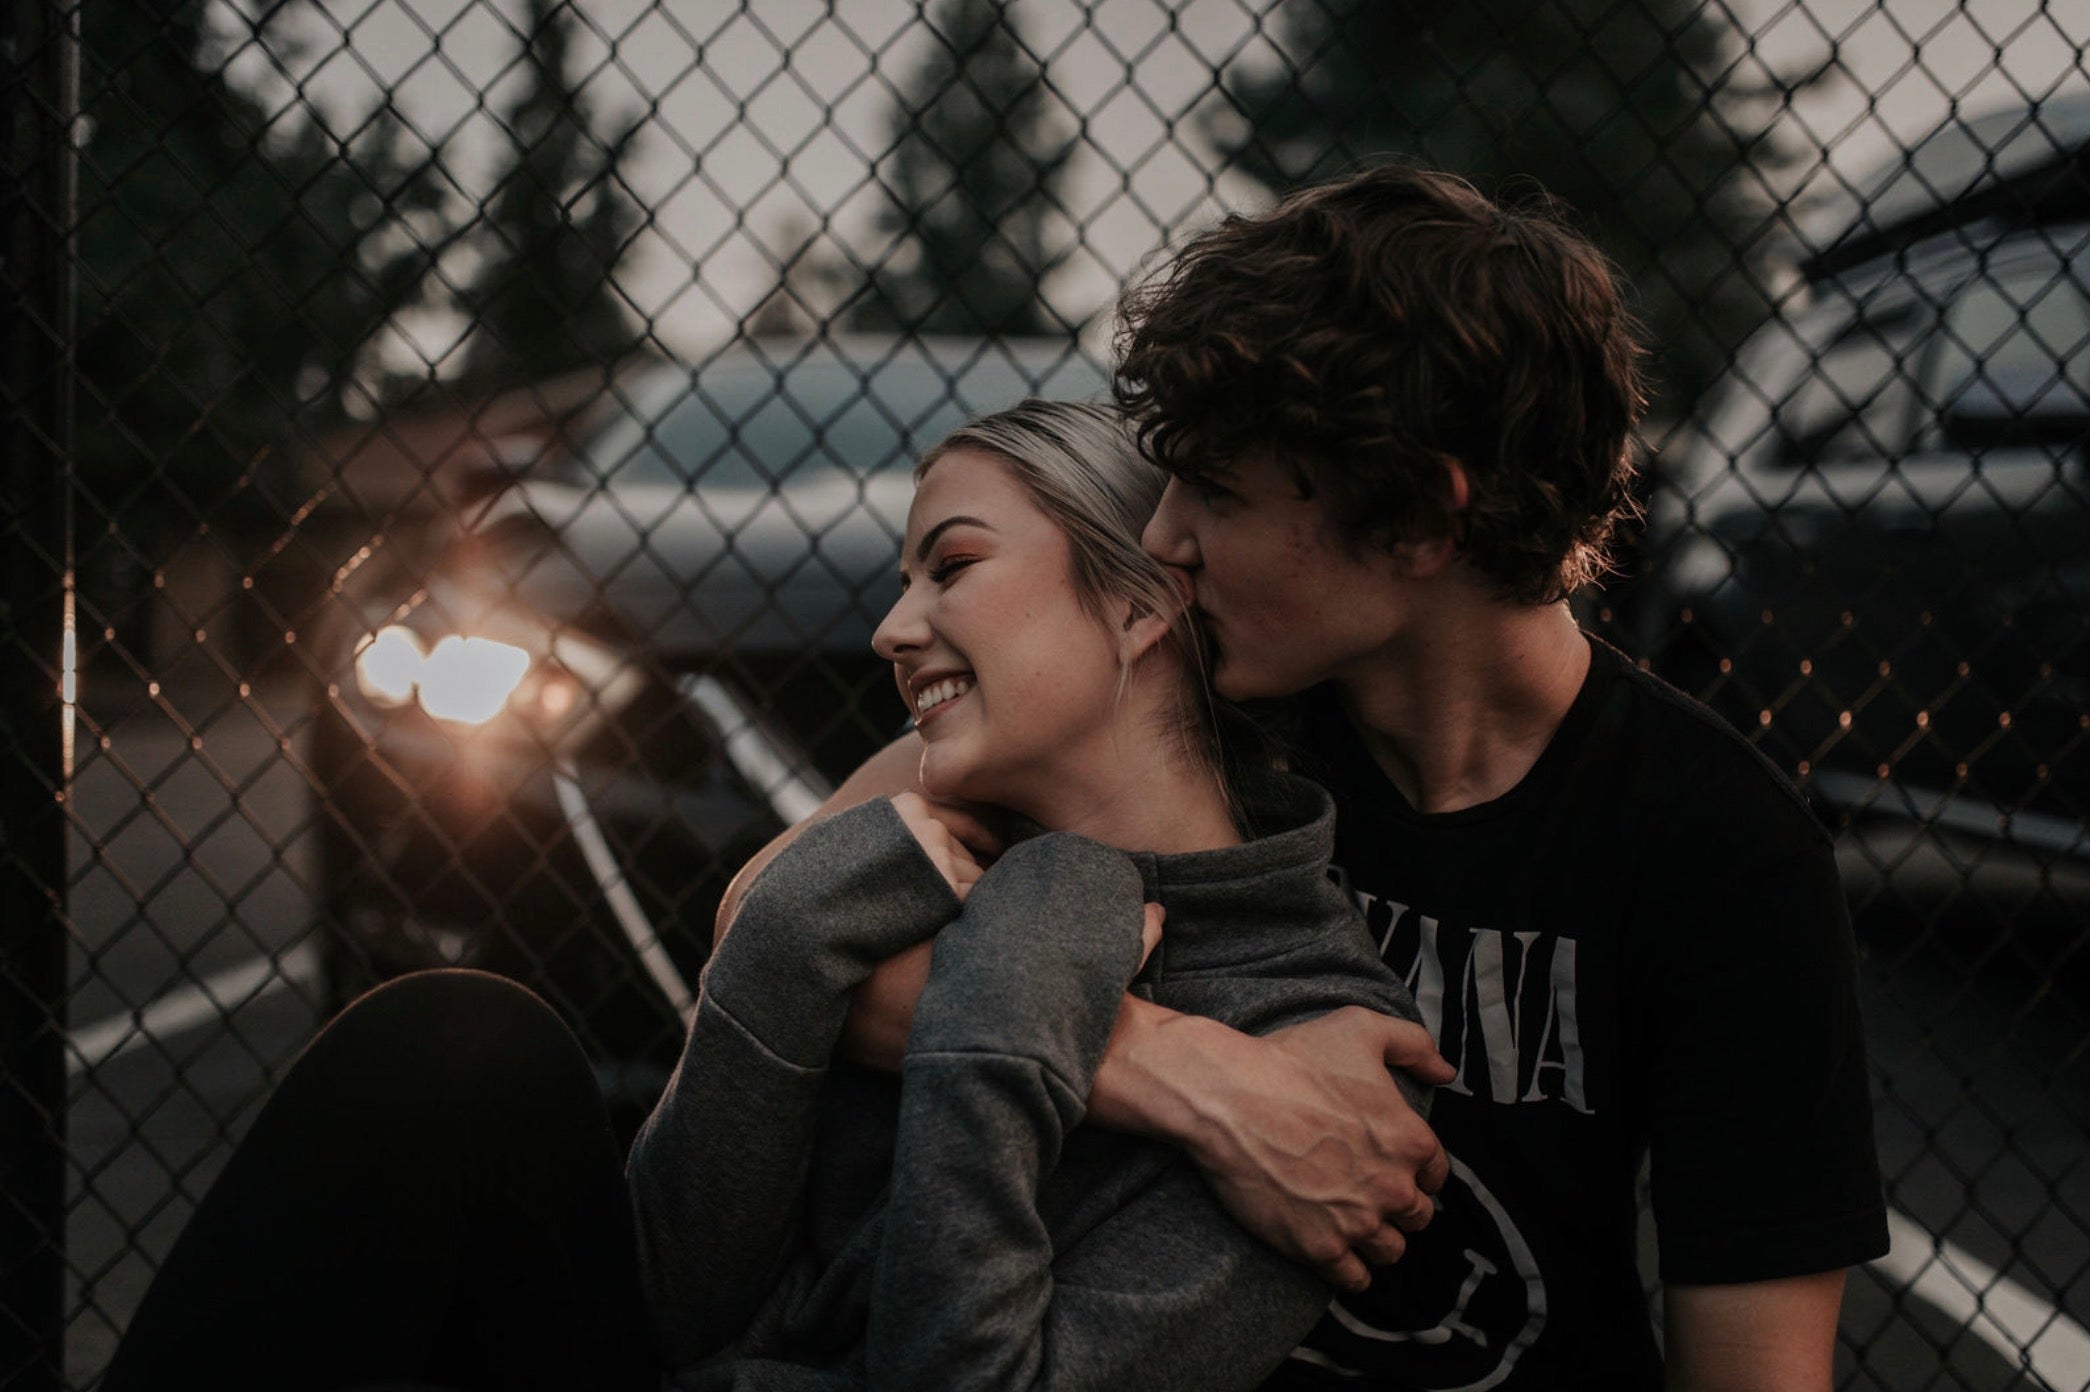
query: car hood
[{"left": 449, "top": 473, "right": 914, "bottom": 659}]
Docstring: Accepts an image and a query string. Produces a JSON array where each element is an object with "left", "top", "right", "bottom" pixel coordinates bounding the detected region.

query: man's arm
[
  {"left": 1087, "top": 996, "right": 1453, "bottom": 1292},
  {"left": 1663, "top": 1272, "right": 1846, "bottom": 1392},
  {"left": 1639, "top": 802, "right": 1882, "bottom": 1383}
]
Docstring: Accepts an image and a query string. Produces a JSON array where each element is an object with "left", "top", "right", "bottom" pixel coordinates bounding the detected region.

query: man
[{"left": 721, "top": 164, "right": 1887, "bottom": 1390}]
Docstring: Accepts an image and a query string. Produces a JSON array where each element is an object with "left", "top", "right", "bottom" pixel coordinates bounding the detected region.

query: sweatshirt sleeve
[
  {"left": 626, "top": 798, "right": 958, "bottom": 1367},
  {"left": 866, "top": 834, "right": 1334, "bottom": 1391}
]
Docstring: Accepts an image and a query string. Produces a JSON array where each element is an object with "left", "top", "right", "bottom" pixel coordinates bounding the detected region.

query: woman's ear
[{"left": 1115, "top": 601, "right": 1176, "bottom": 667}]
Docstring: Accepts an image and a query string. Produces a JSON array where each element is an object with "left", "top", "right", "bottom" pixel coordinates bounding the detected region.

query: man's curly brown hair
[{"left": 1114, "top": 163, "right": 1648, "bottom": 605}]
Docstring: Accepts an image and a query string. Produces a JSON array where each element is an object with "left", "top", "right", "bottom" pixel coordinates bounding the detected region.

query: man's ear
[
  {"left": 1441, "top": 456, "right": 1472, "bottom": 514},
  {"left": 1394, "top": 456, "right": 1471, "bottom": 579}
]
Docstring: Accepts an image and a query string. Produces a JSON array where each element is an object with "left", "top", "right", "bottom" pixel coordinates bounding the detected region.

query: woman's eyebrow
[{"left": 914, "top": 515, "right": 995, "bottom": 562}]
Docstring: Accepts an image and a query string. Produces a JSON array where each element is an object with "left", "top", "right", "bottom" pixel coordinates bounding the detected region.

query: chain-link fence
[{"left": 3, "top": 0, "right": 2087, "bottom": 1387}]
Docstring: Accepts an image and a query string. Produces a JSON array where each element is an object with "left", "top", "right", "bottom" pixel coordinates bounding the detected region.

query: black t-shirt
[{"left": 1265, "top": 638, "right": 1888, "bottom": 1392}]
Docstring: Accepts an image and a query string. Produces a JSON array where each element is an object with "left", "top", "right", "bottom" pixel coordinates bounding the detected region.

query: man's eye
[{"left": 1193, "top": 480, "right": 1235, "bottom": 506}]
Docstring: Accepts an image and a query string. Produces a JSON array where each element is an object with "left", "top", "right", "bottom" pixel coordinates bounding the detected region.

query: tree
[
  {"left": 850, "top": 0, "right": 1072, "bottom": 336},
  {"left": 1211, "top": 0, "right": 1803, "bottom": 413},
  {"left": 457, "top": 0, "right": 644, "bottom": 388},
  {"left": 747, "top": 212, "right": 854, "bottom": 339},
  {"left": 74, "top": 1, "right": 446, "bottom": 651}
]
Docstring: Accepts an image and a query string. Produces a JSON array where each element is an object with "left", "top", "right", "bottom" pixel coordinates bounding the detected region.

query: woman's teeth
[{"left": 917, "top": 676, "right": 973, "bottom": 716}]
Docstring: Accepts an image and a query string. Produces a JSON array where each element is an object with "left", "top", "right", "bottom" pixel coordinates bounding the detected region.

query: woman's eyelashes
[{"left": 928, "top": 553, "right": 978, "bottom": 584}]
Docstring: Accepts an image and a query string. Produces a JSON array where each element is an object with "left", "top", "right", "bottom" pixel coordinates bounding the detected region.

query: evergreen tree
[
  {"left": 458, "top": 0, "right": 644, "bottom": 388},
  {"left": 1212, "top": 0, "right": 1804, "bottom": 412},
  {"left": 74, "top": 2, "right": 445, "bottom": 643},
  {"left": 748, "top": 212, "right": 853, "bottom": 339},
  {"left": 851, "top": 0, "right": 1072, "bottom": 336}
]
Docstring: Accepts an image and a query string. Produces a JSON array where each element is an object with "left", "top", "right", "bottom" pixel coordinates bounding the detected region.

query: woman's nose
[
  {"left": 872, "top": 583, "right": 927, "bottom": 662},
  {"left": 1141, "top": 480, "right": 1200, "bottom": 568}
]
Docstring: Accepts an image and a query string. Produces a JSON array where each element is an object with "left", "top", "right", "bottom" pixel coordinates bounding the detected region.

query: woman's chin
[
  {"left": 917, "top": 748, "right": 1021, "bottom": 813},
  {"left": 916, "top": 749, "right": 981, "bottom": 804}
]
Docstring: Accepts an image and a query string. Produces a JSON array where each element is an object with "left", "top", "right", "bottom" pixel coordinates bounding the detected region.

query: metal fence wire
[{"left": 2, "top": 0, "right": 2087, "bottom": 1386}]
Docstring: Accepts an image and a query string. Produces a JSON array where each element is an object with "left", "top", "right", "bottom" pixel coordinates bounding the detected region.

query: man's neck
[{"left": 1334, "top": 595, "right": 1592, "bottom": 815}]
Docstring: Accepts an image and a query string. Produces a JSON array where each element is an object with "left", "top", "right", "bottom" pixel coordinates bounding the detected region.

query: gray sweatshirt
[{"left": 626, "top": 773, "right": 1428, "bottom": 1391}]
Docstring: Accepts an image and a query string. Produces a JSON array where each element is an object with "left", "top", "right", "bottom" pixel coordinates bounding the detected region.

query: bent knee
[{"left": 319, "top": 969, "right": 593, "bottom": 1102}]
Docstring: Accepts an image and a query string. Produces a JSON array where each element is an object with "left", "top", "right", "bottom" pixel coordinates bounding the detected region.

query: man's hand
[{"left": 1090, "top": 1001, "right": 1453, "bottom": 1293}]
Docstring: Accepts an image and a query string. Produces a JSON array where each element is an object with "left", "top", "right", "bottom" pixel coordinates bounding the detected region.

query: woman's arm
[
  {"left": 626, "top": 797, "right": 957, "bottom": 1367},
  {"left": 865, "top": 835, "right": 1336, "bottom": 1391},
  {"left": 712, "top": 735, "right": 927, "bottom": 945}
]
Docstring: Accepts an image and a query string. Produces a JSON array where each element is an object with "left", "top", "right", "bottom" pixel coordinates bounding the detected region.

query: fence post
[{"left": 1, "top": 1, "right": 75, "bottom": 1388}]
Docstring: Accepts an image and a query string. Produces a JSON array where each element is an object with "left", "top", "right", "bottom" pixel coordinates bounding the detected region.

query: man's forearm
[
  {"left": 1087, "top": 993, "right": 1250, "bottom": 1147},
  {"left": 1087, "top": 998, "right": 1453, "bottom": 1289}
]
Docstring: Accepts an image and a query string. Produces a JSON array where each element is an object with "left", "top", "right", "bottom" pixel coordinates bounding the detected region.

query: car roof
[
  {"left": 1802, "top": 94, "right": 2090, "bottom": 279},
  {"left": 571, "top": 336, "right": 1111, "bottom": 485},
  {"left": 645, "top": 334, "right": 1102, "bottom": 380}
]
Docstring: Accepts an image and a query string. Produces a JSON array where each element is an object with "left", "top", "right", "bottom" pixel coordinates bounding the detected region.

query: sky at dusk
[{"left": 202, "top": 0, "right": 2090, "bottom": 372}]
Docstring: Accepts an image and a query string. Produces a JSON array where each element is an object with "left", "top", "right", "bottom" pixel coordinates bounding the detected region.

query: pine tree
[
  {"left": 1212, "top": 0, "right": 1801, "bottom": 413},
  {"left": 457, "top": 0, "right": 644, "bottom": 387},
  {"left": 850, "top": 0, "right": 1072, "bottom": 336},
  {"left": 74, "top": 1, "right": 445, "bottom": 644}
]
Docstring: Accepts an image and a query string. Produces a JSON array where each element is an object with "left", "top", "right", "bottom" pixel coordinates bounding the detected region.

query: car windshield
[
  {"left": 1917, "top": 256, "right": 2090, "bottom": 451},
  {"left": 1775, "top": 301, "right": 1933, "bottom": 466},
  {"left": 574, "top": 351, "right": 1104, "bottom": 492}
]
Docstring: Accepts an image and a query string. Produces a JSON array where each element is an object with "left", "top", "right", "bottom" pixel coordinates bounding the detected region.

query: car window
[
  {"left": 1775, "top": 301, "right": 1931, "bottom": 467},
  {"left": 1917, "top": 264, "right": 2090, "bottom": 451}
]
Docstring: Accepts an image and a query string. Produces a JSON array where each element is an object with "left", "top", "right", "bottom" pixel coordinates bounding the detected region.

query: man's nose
[{"left": 1141, "top": 479, "right": 1199, "bottom": 567}]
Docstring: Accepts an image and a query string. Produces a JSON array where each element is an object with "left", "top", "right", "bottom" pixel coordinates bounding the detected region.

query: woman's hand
[
  {"left": 1138, "top": 903, "right": 1164, "bottom": 969},
  {"left": 890, "top": 791, "right": 1000, "bottom": 901}
]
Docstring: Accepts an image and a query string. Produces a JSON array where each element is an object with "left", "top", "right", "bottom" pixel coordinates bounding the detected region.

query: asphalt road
[{"left": 53, "top": 681, "right": 2090, "bottom": 1390}]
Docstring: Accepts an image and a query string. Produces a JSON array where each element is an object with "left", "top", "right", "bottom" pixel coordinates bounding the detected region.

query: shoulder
[{"left": 1587, "top": 640, "right": 1832, "bottom": 867}]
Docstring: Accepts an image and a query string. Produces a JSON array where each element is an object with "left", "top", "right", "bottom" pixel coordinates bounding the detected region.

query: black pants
[{"left": 102, "top": 970, "right": 660, "bottom": 1392}]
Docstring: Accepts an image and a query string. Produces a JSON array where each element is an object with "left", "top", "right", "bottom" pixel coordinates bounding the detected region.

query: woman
[
  {"left": 628, "top": 400, "right": 1428, "bottom": 1389},
  {"left": 104, "top": 400, "right": 1424, "bottom": 1392}
]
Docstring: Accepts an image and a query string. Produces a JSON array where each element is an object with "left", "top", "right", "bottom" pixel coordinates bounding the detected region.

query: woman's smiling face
[{"left": 872, "top": 447, "right": 1128, "bottom": 812}]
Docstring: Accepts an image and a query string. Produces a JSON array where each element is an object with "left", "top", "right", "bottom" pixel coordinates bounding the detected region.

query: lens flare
[
  {"left": 354, "top": 626, "right": 425, "bottom": 707},
  {"left": 417, "top": 636, "right": 531, "bottom": 724}
]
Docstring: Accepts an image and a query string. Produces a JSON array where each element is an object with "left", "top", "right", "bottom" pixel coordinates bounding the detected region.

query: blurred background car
[
  {"left": 1638, "top": 98, "right": 2090, "bottom": 935},
  {"left": 308, "top": 335, "right": 1107, "bottom": 1122}
]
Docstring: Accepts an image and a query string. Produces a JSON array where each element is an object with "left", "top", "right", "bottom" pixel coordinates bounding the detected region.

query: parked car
[
  {"left": 308, "top": 337, "right": 1109, "bottom": 1119},
  {"left": 1639, "top": 98, "right": 2090, "bottom": 875}
]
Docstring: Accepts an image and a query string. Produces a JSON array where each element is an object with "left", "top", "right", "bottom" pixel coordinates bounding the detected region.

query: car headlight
[
  {"left": 348, "top": 616, "right": 651, "bottom": 745},
  {"left": 353, "top": 624, "right": 533, "bottom": 725},
  {"left": 354, "top": 626, "right": 426, "bottom": 708},
  {"left": 415, "top": 636, "right": 532, "bottom": 725}
]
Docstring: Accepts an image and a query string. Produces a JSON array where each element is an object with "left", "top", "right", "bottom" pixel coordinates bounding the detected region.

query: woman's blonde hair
[
  {"left": 919, "top": 399, "right": 1271, "bottom": 812},
  {"left": 920, "top": 400, "right": 1182, "bottom": 638}
]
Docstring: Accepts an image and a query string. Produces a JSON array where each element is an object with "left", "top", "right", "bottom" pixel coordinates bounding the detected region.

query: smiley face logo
[{"left": 1287, "top": 1158, "right": 1546, "bottom": 1391}]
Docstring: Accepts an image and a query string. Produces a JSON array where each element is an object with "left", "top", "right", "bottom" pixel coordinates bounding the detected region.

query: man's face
[{"left": 1141, "top": 454, "right": 1411, "bottom": 701}]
